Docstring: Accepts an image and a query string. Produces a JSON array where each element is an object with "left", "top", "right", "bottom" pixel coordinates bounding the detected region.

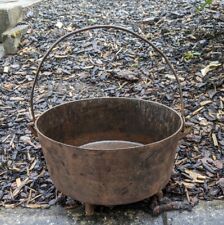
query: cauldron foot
[
  {"left": 156, "top": 190, "right": 163, "bottom": 201},
  {"left": 85, "top": 203, "right": 95, "bottom": 216}
]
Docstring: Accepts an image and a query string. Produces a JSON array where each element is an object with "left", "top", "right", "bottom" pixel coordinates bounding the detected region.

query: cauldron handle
[{"left": 30, "top": 25, "right": 185, "bottom": 129}]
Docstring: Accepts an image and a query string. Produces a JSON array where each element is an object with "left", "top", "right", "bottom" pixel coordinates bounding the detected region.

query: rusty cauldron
[{"left": 30, "top": 25, "right": 186, "bottom": 215}]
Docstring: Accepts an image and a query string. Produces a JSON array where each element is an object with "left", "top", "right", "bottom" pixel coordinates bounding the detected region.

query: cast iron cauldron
[{"left": 30, "top": 25, "right": 185, "bottom": 215}]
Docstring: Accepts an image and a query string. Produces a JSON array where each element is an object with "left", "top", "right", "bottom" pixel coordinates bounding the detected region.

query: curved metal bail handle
[{"left": 30, "top": 25, "right": 185, "bottom": 127}]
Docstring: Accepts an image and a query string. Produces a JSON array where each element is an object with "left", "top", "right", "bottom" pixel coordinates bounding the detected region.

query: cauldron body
[
  {"left": 36, "top": 97, "right": 183, "bottom": 206},
  {"left": 30, "top": 26, "right": 186, "bottom": 215}
]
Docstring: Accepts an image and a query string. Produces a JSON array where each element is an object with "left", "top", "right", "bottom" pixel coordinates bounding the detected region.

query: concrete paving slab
[
  {"left": 2, "top": 24, "right": 28, "bottom": 54},
  {"left": 0, "top": 0, "right": 41, "bottom": 45},
  {"left": 0, "top": 0, "right": 42, "bottom": 9},
  {"left": 0, "top": 5, "right": 23, "bottom": 42},
  {"left": 0, "top": 200, "right": 223, "bottom": 225},
  {"left": 0, "top": 43, "right": 4, "bottom": 57}
]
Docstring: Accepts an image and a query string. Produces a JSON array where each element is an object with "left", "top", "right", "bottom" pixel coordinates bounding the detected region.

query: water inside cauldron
[
  {"left": 63, "top": 131, "right": 152, "bottom": 150},
  {"left": 80, "top": 140, "right": 144, "bottom": 150}
]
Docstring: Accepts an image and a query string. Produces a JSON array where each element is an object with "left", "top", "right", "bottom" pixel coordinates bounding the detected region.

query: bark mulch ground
[{"left": 0, "top": 0, "right": 223, "bottom": 215}]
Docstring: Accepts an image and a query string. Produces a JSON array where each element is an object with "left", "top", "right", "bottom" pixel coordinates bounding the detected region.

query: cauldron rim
[{"left": 35, "top": 97, "right": 184, "bottom": 151}]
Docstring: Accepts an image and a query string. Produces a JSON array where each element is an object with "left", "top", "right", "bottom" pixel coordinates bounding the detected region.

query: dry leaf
[
  {"left": 16, "top": 178, "right": 21, "bottom": 188},
  {"left": 212, "top": 133, "right": 219, "bottom": 147},
  {"left": 4, "top": 204, "right": 16, "bottom": 208},
  {"left": 192, "top": 106, "right": 204, "bottom": 116},
  {"left": 12, "top": 178, "right": 30, "bottom": 197},
  {"left": 199, "top": 118, "right": 208, "bottom": 126},
  {"left": 56, "top": 21, "right": 63, "bottom": 29},
  {"left": 10, "top": 97, "right": 25, "bottom": 101},
  {"left": 26, "top": 204, "right": 49, "bottom": 209},
  {"left": 201, "top": 61, "right": 221, "bottom": 76},
  {"left": 29, "top": 159, "right": 37, "bottom": 171},
  {"left": 200, "top": 100, "right": 212, "bottom": 106},
  {"left": 3, "top": 83, "right": 14, "bottom": 91},
  {"left": 165, "top": 74, "right": 184, "bottom": 81},
  {"left": 65, "top": 24, "right": 73, "bottom": 32},
  {"left": 20, "top": 136, "right": 39, "bottom": 149},
  {"left": 185, "top": 169, "right": 206, "bottom": 183}
]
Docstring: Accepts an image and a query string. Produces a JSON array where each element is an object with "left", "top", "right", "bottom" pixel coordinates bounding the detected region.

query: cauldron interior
[{"left": 36, "top": 98, "right": 182, "bottom": 149}]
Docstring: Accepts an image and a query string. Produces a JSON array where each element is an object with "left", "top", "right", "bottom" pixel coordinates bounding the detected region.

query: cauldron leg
[
  {"left": 156, "top": 190, "right": 163, "bottom": 201},
  {"left": 85, "top": 203, "right": 95, "bottom": 216}
]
